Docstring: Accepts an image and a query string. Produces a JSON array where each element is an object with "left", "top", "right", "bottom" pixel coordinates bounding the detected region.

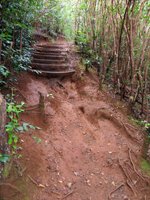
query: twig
[
  {"left": 28, "top": 175, "right": 45, "bottom": 188},
  {"left": 49, "top": 140, "right": 63, "bottom": 157},
  {"left": 61, "top": 190, "right": 74, "bottom": 200},
  {"left": 25, "top": 105, "right": 39, "bottom": 111},
  {"left": 19, "top": 167, "right": 27, "bottom": 176},
  {"left": 0, "top": 183, "right": 22, "bottom": 193},
  {"left": 108, "top": 183, "right": 124, "bottom": 199},
  {"left": 27, "top": 175, "right": 39, "bottom": 186},
  {"left": 57, "top": 81, "right": 66, "bottom": 89},
  {"left": 8, "top": 82, "right": 26, "bottom": 100}
]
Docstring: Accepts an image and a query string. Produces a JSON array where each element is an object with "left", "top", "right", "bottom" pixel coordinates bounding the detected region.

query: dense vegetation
[
  {"left": 0, "top": 0, "right": 149, "bottom": 119},
  {"left": 74, "top": 0, "right": 150, "bottom": 121}
]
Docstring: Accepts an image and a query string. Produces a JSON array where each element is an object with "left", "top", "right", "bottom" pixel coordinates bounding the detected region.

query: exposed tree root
[
  {"left": 128, "top": 148, "right": 149, "bottom": 184},
  {"left": 0, "top": 183, "right": 22, "bottom": 193},
  {"left": 61, "top": 190, "right": 74, "bottom": 200},
  {"left": 108, "top": 183, "right": 124, "bottom": 200},
  {"left": 126, "top": 180, "right": 137, "bottom": 196},
  {"left": 120, "top": 120, "right": 140, "bottom": 144},
  {"left": 28, "top": 174, "right": 39, "bottom": 186},
  {"left": 118, "top": 159, "right": 137, "bottom": 195}
]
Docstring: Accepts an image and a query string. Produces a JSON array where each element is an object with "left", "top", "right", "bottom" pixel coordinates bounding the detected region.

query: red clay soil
[{"left": 0, "top": 42, "right": 150, "bottom": 200}]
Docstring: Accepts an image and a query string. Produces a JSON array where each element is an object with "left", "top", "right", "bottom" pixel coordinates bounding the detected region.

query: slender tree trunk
[
  {"left": 20, "top": 29, "right": 23, "bottom": 52},
  {"left": 116, "top": 0, "right": 131, "bottom": 87},
  {"left": 0, "top": 39, "right": 2, "bottom": 64}
]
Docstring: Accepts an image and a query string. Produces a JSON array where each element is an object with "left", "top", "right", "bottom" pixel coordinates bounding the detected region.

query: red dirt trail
[{"left": 0, "top": 41, "right": 150, "bottom": 200}]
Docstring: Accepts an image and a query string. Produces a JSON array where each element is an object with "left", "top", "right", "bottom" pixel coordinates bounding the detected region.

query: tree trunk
[
  {"left": 0, "top": 94, "right": 7, "bottom": 153},
  {"left": 0, "top": 39, "right": 2, "bottom": 64},
  {"left": 20, "top": 29, "right": 23, "bottom": 52}
]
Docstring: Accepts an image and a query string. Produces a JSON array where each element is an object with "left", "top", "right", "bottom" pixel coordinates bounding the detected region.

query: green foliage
[
  {"left": 0, "top": 65, "right": 10, "bottom": 78},
  {"left": 0, "top": 154, "right": 10, "bottom": 163},
  {"left": 16, "top": 122, "right": 41, "bottom": 132},
  {"left": 5, "top": 99, "right": 41, "bottom": 153},
  {"left": 6, "top": 101, "right": 25, "bottom": 148},
  {"left": 12, "top": 49, "right": 32, "bottom": 71},
  {"left": 32, "top": 136, "right": 42, "bottom": 144},
  {"left": 140, "top": 159, "right": 150, "bottom": 176},
  {"left": 0, "top": 65, "right": 10, "bottom": 85},
  {"left": 130, "top": 118, "right": 150, "bottom": 132}
]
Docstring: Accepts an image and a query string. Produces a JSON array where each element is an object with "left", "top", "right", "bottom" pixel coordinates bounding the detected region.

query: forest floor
[{"left": 0, "top": 40, "right": 150, "bottom": 200}]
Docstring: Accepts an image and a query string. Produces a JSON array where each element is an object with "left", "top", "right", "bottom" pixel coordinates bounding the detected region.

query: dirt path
[{"left": 1, "top": 41, "right": 149, "bottom": 200}]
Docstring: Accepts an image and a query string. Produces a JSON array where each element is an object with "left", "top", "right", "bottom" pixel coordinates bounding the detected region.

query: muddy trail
[{"left": 0, "top": 40, "right": 150, "bottom": 200}]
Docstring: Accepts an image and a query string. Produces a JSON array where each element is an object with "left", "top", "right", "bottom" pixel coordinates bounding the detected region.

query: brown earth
[{"left": 0, "top": 41, "right": 150, "bottom": 200}]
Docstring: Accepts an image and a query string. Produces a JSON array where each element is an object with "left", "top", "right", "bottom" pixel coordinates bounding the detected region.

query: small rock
[
  {"left": 86, "top": 180, "right": 91, "bottom": 186},
  {"left": 111, "top": 181, "right": 115, "bottom": 186},
  {"left": 67, "top": 182, "right": 72, "bottom": 188},
  {"left": 74, "top": 171, "right": 79, "bottom": 176},
  {"left": 39, "top": 184, "right": 45, "bottom": 188},
  {"left": 58, "top": 180, "right": 63, "bottom": 184},
  {"left": 123, "top": 195, "right": 129, "bottom": 200}
]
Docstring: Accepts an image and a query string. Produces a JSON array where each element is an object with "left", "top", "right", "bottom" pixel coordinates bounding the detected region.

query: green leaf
[
  {"left": 32, "top": 136, "right": 42, "bottom": 144},
  {"left": 16, "top": 126, "right": 24, "bottom": 132},
  {"left": 28, "top": 124, "right": 36, "bottom": 130},
  {"left": 14, "top": 135, "right": 18, "bottom": 144},
  {"left": 0, "top": 154, "right": 10, "bottom": 163},
  {"left": 8, "top": 134, "right": 13, "bottom": 145},
  {"left": 22, "top": 122, "right": 29, "bottom": 131}
]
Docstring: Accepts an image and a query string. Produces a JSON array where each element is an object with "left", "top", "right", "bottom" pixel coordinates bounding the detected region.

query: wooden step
[
  {"left": 35, "top": 44, "right": 69, "bottom": 49},
  {"left": 31, "top": 63, "right": 69, "bottom": 71},
  {"left": 32, "top": 58, "right": 66, "bottom": 64},
  {"left": 32, "top": 51, "right": 67, "bottom": 56},
  {"left": 34, "top": 48, "right": 68, "bottom": 54},
  {"left": 30, "top": 69, "right": 75, "bottom": 77},
  {"left": 32, "top": 53, "right": 67, "bottom": 60}
]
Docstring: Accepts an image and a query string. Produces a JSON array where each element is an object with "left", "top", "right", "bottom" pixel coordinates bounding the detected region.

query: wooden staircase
[{"left": 30, "top": 43, "right": 75, "bottom": 77}]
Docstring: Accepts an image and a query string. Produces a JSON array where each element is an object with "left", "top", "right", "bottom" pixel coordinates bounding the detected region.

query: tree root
[
  {"left": 118, "top": 159, "right": 137, "bottom": 195},
  {"left": 61, "top": 190, "right": 74, "bottom": 200},
  {"left": 0, "top": 183, "right": 22, "bottom": 193},
  {"left": 118, "top": 149, "right": 150, "bottom": 197},
  {"left": 28, "top": 175, "right": 39, "bottom": 186},
  {"left": 120, "top": 120, "right": 140, "bottom": 144},
  {"left": 128, "top": 148, "right": 149, "bottom": 184},
  {"left": 126, "top": 180, "right": 137, "bottom": 196},
  {"left": 110, "top": 115, "right": 140, "bottom": 144},
  {"left": 108, "top": 183, "right": 124, "bottom": 200}
]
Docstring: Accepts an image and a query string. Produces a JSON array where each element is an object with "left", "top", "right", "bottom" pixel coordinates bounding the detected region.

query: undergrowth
[
  {"left": 140, "top": 159, "right": 150, "bottom": 176},
  {"left": 0, "top": 93, "right": 41, "bottom": 164}
]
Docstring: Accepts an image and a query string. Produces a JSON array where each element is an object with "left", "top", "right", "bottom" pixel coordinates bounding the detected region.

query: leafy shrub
[
  {"left": 6, "top": 101, "right": 25, "bottom": 149},
  {"left": 0, "top": 65, "right": 10, "bottom": 85}
]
